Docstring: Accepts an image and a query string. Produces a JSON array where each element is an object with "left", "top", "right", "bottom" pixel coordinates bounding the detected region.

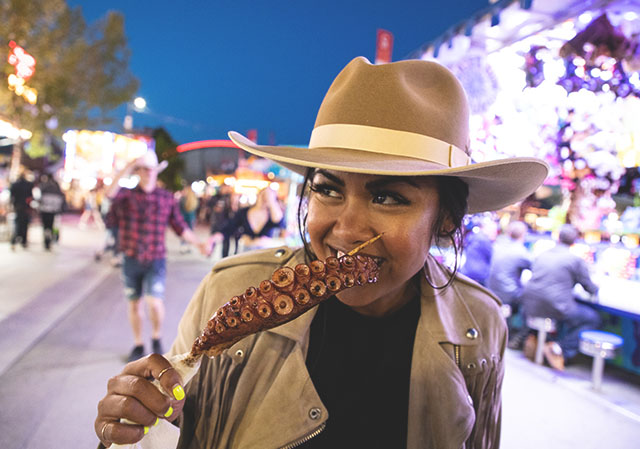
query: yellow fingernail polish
[
  {"left": 144, "top": 426, "right": 149, "bottom": 435},
  {"left": 164, "top": 406, "right": 173, "bottom": 417},
  {"left": 154, "top": 417, "right": 159, "bottom": 426},
  {"left": 173, "top": 385, "right": 185, "bottom": 400}
]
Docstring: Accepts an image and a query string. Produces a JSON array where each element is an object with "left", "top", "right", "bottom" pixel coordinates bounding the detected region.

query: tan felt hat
[{"left": 229, "top": 57, "right": 548, "bottom": 213}]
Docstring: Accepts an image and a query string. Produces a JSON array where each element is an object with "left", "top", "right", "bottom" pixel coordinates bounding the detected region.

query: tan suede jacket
[{"left": 169, "top": 246, "right": 506, "bottom": 449}]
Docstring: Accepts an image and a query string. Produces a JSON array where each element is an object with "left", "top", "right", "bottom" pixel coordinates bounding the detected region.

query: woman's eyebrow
[
  {"left": 365, "top": 177, "right": 421, "bottom": 190},
  {"left": 313, "top": 169, "right": 345, "bottom": 186}
]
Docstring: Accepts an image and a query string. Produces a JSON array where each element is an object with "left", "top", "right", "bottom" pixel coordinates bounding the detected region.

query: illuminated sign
[{"left": 176, "top": 139, "right": 240, "bottom": 153}]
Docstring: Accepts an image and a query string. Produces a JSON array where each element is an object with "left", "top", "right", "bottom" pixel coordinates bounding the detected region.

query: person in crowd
[
  {"left": 95, "top": 57, "right": 548, "bottom": 448},
  {"left": 78, "top": 187, "right": 105, "bottom": 230},
  {"left": 9, "top": 170, "right": 34, "bottom": 250},
  {"left": 520, "top": 224, "right": 600, "bottom": 370},
  {"left": 37, "top": 173, "right": 65, "bottom": 251},
  {"left": 97, "top": 164, "right": 139, "bottom": 266},
  {"left": 105, "top": 151, "right": 208, "bottom": 363},
  {"left": 94, "top": 185, "right": 122, "bottom": 267},
  {"left": 487, "top": 220, "right": 532, "bottom": 348},
  {"left": 209, "top": 186, "right": 285, "bottom": 255},
  {"left": 206, "top": 183, "right": 238, "bottom": 258},
  {"left": 179, "top": 185, "right": 200, "bottom": 254},
  {"left": 460, "top": 217, "right": 498, "bottom": 286}
]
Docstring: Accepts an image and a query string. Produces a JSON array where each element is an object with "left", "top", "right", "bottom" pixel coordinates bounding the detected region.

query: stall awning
[{"left": 411, "top": 0, "right": 639, "bottom": 61}]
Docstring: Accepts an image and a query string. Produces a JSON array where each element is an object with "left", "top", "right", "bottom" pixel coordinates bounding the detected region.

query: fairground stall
[{"left": 414, "top": 0, "right": 640, "bottom": 374}]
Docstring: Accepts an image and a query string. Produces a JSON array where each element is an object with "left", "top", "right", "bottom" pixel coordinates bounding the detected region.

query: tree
[
  {"left": 0, "top": 0, "right": 139, "bottom": 167},
  {"left": 153, "top": 127, "right": 184, "bottom": 192}
]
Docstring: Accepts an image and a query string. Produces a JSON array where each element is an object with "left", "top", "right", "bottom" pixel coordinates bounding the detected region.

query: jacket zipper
[
  {"left": 279, "top": 423, "right": 326, "bottom": 449},
  {"left": 454, "top": 344, "right": 461, "bottom": 368}
]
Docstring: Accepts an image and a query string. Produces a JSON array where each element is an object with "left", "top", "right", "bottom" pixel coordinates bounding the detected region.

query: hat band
[{"left": 309, "top": 124, "right": 470, "bottom": 168}]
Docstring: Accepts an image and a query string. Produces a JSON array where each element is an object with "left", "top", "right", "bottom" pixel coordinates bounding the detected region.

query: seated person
[
  {"left": 460, "top": 218, "right": 498, "bottom": 286},
  {"left": 487, "top": 221, "right": 531, "bottom": 348},
  {"left": 520, "top": 224, "right": 600, "bottom": 370}
]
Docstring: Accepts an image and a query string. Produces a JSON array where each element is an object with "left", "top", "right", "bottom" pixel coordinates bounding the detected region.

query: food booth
[{"left": 414, "top": 0, "right": 640, "bottom": 373}]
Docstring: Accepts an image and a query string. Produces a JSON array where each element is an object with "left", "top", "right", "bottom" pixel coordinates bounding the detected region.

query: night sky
[{"left": 67, "top": 0, "right": 489, "bottom": 145}]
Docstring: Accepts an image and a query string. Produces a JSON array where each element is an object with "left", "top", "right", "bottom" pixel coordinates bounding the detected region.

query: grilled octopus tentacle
[{"left": 190, "top": 253, "right": 379, "bottom": 358}]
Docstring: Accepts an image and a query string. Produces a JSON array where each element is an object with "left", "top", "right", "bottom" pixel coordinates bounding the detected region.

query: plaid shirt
[{"left": 106, "top": 187, "right": 187, "bottom": 263}]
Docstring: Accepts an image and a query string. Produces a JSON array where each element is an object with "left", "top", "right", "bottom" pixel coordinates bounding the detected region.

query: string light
[{"left": 6, "top": 41, "right": 37, "bottom": 104}]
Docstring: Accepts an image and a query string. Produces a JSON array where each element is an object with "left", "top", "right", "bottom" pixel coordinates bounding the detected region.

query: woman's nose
[{"left": 332, "top": 199, "right": 374, "bottom": 244}]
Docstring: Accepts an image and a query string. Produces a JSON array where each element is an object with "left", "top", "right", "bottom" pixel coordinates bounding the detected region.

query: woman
[
  {"left": 36, "top": 174, "right": 65, "bottom": 251},
  {"left": 79, "top": 187, "right": 105, "bottom": 230},
  {"left": 179, "top": 186, "right": 199, "bottom": 253},
  {"left": 179, "top": 186, "right": 199, "bottom": 230},
  {"left": 95, "top": 57, "right": 548, "bottom": 448},
  {"left": 206, "top": 184, "right": 237, "bottom": 258},
  {"left": 210, "top": 186, "right": 285, "bottom": 254}
]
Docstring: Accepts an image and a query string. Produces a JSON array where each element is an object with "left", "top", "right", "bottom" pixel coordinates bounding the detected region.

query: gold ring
[
  {"left": 101, "top": 422, "right": 110, "bottom": 443},
  {"left": 156, "top": 366, "right": 174, "bottom": 381}
]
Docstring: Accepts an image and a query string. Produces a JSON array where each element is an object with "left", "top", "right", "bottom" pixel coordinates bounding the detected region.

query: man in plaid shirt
[{"left": 106, "top": 151, "right": 207, "bottom": 362}]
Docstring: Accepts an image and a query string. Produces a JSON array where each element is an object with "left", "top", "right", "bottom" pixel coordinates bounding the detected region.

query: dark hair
[
  {"left": 296, "top": 169, "right": 315, "bottom": 260},
  {"left": 558, "top": 224, "right": 579, "bottom": 245},
  {"left": 432, "top": 176, "right": 468, "bottom": 247},
  {"left": 295, "top": 170, "right": 469, "bottom": 274},
  {"left": 429, "top": 176, "right": 468, "bottom": 288},
  {"left": 507, "top": 221, "right": 528, "bottom": 240}
]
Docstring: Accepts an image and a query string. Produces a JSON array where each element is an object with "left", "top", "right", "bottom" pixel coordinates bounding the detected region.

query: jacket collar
[
  {"left": 419, "top": 255, "right": 482, "bottom": 346},
  {"left": 267, "top": 251, "right": 481, "bottom": 347}
]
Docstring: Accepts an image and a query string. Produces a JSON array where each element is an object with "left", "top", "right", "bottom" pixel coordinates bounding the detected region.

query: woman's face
[{"left": 307, "top": 169, "right": 441, "bottom": 317}]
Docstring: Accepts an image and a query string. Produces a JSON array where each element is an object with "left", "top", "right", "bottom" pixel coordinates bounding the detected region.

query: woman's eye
[
  {"left": 372, "top": 192, "right": 409, "bottom": 205},
  {"left": 310, "top": 182, "right": 341, "bottom": 198}
]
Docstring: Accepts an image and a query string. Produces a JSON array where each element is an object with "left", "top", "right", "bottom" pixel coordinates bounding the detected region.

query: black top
[
  {"left": 220, "top": 207, "right": 284, "bottom": 239},
  {"left": 10, "top": 177, "right": 34, "bottom": 212},
  {"left": 301, "top": 294, "right": 421, "bottom": 448},
  {"left": 208, "top": 193, "right": 233, "bottom": 233}
]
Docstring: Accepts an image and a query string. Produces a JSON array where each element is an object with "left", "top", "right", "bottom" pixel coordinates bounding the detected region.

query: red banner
[
  {"left": 246, "top": 129, "right": 258, "bottom": 143},
  {"left": 375, "top": 29, "right": 394, "bottom": 64}
]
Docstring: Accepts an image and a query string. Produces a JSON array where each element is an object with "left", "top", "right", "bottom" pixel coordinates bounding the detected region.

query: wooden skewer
[{"left": 347, "top": 233, "right": 384, "bottom": 256}]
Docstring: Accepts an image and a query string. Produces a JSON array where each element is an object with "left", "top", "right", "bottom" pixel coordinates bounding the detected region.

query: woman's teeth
[{"left": 333, "top": 248, "right": 383, "bottom": 266}]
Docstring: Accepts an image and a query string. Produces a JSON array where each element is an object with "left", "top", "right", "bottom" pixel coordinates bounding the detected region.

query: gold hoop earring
[{"left": 424, "top": 233, "right": 458, "bottom": 290}]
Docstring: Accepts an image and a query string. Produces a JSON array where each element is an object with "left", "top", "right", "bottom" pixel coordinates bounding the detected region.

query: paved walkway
[
  {"left": 0, "top": 214, "right": 638, "bottom": 448},
  {"left": 502, "top": 349, "right": 640, "bottom": 448},
  {"left": 0, "top": 214, "right": 212, "bottom": 448}
]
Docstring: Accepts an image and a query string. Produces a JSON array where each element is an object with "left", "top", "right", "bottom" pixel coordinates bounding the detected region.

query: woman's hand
[
  {"left": 263, "top": 188, "right": 284, "bottom": 223},
  {"left": 263, "top": 187, "right": 277, "bottom": 205},
  {"left": 95, "top": 354, "right": 186, "bottom": 447},
  {"left": 206, "top": 232, "right": 223, "bottom": 256}
]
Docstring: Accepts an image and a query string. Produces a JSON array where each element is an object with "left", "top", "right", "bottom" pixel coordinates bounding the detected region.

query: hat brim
[{"left": 229, "top": 131, "right": 548, "bottom": 214}]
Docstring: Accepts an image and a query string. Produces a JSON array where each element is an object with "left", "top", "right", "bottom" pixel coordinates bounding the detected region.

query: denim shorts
[{"left": 122, "top": 256, "right": 166, "bottom": 300}]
